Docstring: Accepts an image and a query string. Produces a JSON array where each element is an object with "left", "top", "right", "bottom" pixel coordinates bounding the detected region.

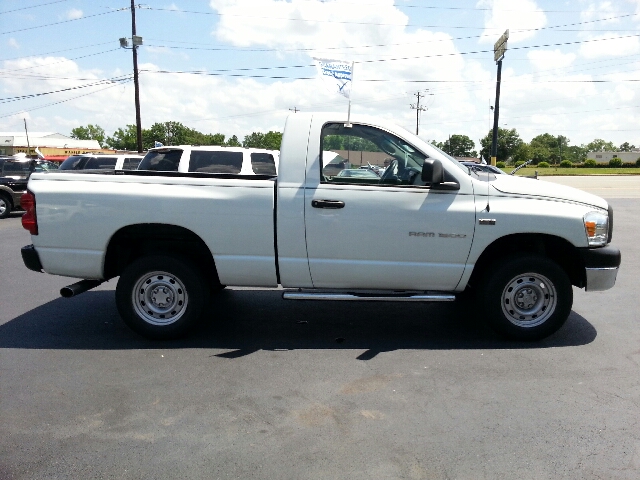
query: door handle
[{"left": 311, "top": 199, "right": 345, "bottom": 209}]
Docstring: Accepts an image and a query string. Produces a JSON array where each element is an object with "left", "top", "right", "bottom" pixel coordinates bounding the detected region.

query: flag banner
[{"left": 313, "top": 58, "right": 353, "bottom": 99}]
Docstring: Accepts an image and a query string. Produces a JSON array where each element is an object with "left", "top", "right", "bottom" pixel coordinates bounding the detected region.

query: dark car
[
  {"left": 0, "top": 157, "right": 58, "bottom": 219},
  {"left": 59, "top": 153, "right": 143, "bottom": 171}
]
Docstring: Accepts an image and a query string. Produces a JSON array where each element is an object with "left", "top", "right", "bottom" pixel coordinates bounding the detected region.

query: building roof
[{"left": 0, "top": 133, "right": 100, "bottom": 149}]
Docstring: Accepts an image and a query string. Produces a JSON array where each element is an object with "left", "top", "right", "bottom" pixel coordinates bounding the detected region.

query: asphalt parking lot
[{"left": 1, "top": 176, "right": 639, "bottom": 479}]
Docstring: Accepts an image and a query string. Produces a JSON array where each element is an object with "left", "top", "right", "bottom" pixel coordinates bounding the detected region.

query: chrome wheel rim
[
  {"left": 501, "top": 272, "right": 557, "bottom": 328},
  {"left": 132, "top": 271, "right": 188, "bottom": 326},
  {"left": 0, "top": 198, "right": 7, "bottom": 215}
]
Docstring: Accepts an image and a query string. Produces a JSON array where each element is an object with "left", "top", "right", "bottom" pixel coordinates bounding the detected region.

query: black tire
[
  {"left": 0, "top": 194, "right": 12, "bottom": 219},
  {"left": 116, "top": 254, "right": 207, "bottom": 340},
  {"left": 479, "top": 254, "right": 573, "bottom": 341}
]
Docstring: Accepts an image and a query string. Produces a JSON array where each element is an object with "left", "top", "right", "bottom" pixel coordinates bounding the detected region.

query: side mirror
[{"left": 421, "top": 158, "right": 445, "bottom": 184}]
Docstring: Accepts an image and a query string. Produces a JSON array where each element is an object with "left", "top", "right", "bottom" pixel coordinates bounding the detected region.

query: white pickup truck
[{"left": 20, "top": 112, "right": 621, "bottom": 341}]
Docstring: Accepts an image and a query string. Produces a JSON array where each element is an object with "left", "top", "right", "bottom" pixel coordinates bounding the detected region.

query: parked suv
[
  {"left": 137, "top": 146, "right": 278, "bottom": 175},
  {"left": 59, "top": 153, "right": 143, "bottom": 171},
  {"left": 0, "top": 157, "right": 58, "bottom": 219}
]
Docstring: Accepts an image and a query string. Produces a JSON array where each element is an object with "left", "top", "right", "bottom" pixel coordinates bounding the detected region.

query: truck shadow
[{"left": 0, "top": 288, "right": 597, "bottom": 357}]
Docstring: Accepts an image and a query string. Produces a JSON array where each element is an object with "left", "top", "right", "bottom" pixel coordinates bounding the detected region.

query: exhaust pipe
[{"left": 60, "top": 279, "right": 103, "bottom": 298}]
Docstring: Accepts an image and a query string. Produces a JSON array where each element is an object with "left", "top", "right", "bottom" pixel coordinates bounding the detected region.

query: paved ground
[{"left": 0, "top": 177, "right": 638, "bottom": 479}]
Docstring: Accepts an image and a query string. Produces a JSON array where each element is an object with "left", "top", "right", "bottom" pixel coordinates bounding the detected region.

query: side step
[{"left": 282, "top": 290, "right": 455, "bottom": 302}]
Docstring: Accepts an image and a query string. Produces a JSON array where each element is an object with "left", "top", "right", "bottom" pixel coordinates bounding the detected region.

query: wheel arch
[
  {"left": 103, "top": 223, "right": 219, "bottom": 284},
  {"left": 467, "top": 233, "right": 585, "bottom": 290},
  {"left": 0, "top": 187, "right": 14, "bottom": 206}
]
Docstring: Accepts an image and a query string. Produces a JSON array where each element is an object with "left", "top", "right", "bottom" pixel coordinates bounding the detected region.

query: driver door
[{"left": 304, "top": 122, "right": 476, "bottom": 291}]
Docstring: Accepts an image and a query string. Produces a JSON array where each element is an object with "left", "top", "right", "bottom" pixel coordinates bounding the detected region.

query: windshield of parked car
[{"left": 34, "top": 161, "right": 59, "bottom": 172}]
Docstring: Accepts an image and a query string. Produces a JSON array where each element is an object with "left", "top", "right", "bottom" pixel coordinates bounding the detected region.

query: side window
[
  {"left": 320, "top": 123, "right": 427, "bottom": 186},
  {"left": 138, "top": 150, "right": 182, "bottom": 171},
  {"left": 189, "top": 151, "right": 243, "bottom": 174},
  {"left": 250, "top": 152, "right": 277, "bottom": 175},
  {"left": 122, "top": 157, "right": 142, "bottom": 170},
  {"left": 84, "top": 157, "right": 117, "bottom": 169}
]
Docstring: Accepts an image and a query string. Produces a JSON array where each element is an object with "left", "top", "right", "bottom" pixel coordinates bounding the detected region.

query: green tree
[
  {"left": 146, "top": 121, "right": 191, "bottom": 148},
  {"left": 565, "top": 145, "right": 587, "bottom": 163},
  {"left": 242, "top": 131, "right": 283, "bottom": 150},
  {"left": 226, "top": 135, "right": 241, "bottom": 147},
  {"left": 585, "top": 139, "right": 615, "bottom": 152},
  {"left": 188, "top": 131, "right": 226, "bottom": 146},
  {"left": 479, "top": 128, "right": 523, "bottom": 163},
  {"left": 529, "top": 133, "right": 569, "bottom": 164},
  {"left": 104, "top": 125, "right": 138, "bottom": 150},
  {"left": 70, "top": 124, "right": 106, "bottom": 147},
  {"left": 441, "top": 134, "right": 476, "bottom": 157},
  {"left": 619, "top": 142, "right": 636, "bottom": 152}
]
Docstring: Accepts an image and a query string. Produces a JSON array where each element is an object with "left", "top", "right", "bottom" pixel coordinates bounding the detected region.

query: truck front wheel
[
  {"left": 480, "top": 255, "right": 573, "bottom": 341},
  {"left": 116, "top": 254, "right": 206, "bottom": 340}
]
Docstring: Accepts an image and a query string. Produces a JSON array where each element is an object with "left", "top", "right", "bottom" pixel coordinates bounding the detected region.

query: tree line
[
  {"left": 70, "top": 122, "right": 283, "bottom": 151},
  {"left": 72, "top": 122, "right": 636, "bottom": 165},
  {"left": 432, "top": 130, "right": 638, "bottom": 165}
]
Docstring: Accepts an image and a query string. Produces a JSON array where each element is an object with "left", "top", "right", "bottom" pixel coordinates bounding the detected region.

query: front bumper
[
  {"left": 579, "top": 245, "right": 621, "bottom": 291},
  {"left": 21, "top": 244, "right": 43, "bottom": 272}
]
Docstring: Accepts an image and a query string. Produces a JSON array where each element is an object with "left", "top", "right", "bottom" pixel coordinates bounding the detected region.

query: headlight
[{"left": 584, "top": 211, "right": 609, "bottom": 246}]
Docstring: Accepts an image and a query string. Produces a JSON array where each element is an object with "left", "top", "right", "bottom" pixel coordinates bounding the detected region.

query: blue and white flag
[{"left": 313, "top": 58, "right": 353, "bottom": 99}]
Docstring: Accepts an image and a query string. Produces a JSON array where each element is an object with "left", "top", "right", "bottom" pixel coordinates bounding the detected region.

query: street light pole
[{"left": 131, "top": 0, "right": 142, "bottom": 153}]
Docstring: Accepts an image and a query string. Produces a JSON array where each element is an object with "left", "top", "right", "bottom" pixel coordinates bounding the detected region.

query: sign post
[{"left": 490, "top": 29, "right": 508, "bottom": 166}]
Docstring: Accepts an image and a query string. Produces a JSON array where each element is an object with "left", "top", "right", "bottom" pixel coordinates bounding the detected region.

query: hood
[{"left": 487, "top": 174, "right": 608, "bottom": 210}]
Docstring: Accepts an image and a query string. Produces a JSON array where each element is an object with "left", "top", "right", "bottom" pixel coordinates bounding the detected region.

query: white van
[{"left": 59, "top": 153, "right": 144, "bottom": 171}]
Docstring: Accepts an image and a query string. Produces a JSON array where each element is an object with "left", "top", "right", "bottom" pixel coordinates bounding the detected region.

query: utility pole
[
  {"left": 410, "top": 91, "right": 428, "bottom": 136},
  {"left": 491, "top": 29, "right": 508, "bottom": 167},
  {"left": 130, "top": 0, "right": 142, "bottom": 153}
]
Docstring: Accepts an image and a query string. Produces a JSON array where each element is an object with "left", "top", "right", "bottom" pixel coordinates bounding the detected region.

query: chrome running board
[{"left": 282, "top": 290, "right": 455, "bottom": 302}]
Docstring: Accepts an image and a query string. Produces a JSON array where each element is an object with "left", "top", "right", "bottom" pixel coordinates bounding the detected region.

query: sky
[{"left": 1, "top": 0, "right": 640, "bottom": 152}]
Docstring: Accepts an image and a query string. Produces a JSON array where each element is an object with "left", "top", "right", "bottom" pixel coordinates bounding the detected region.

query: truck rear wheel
[
  {"left": 116, "top": 254, "right": 206, "bottom": 340},
  {"left": 480, "top": 254, "right": 573, "bottom": 341}
]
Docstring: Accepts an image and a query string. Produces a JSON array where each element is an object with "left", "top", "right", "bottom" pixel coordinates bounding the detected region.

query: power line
[
  {"left": 0, "top": 80, "right": 132, "bottom": 119},
  {"left": 0, "top": 41, "right": 114, "bottom": 63},
  {"left": 1, "top": 9, "right": 126, "bottom": 35},
  {"left": 0, "top": 75, "right": 132, "bottom": 104},
  {"left": 0, "top": 0, "right": 70, "bottom": 14},
  {"left": 143, "top": 7, "right": 639, "bottom": 32},
  {"left": 0, "top": 49, "right": 120, "bottom": 75}
]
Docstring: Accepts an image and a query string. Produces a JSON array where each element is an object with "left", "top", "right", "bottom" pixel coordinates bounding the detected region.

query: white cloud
[
  {"left": 8, "top": 38, "right": 19, "bottom": 49},
  {"left": 580, "top": 2, "right": 620, "bottom": 23},
  {"left": 476, "top": 0, "right": 546, "bottom": 44},
  {"left": 527, "top": 50, "right": 576, "bottom": 71},
  {"left": 65, "top": 9, "right": 83, "bottom": 20},
  {"left": 630, "top": 0, "right": 640, "bottom": 17},
  {"left": 579, "top": 33, "right": 640, "bottom": 58}
]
